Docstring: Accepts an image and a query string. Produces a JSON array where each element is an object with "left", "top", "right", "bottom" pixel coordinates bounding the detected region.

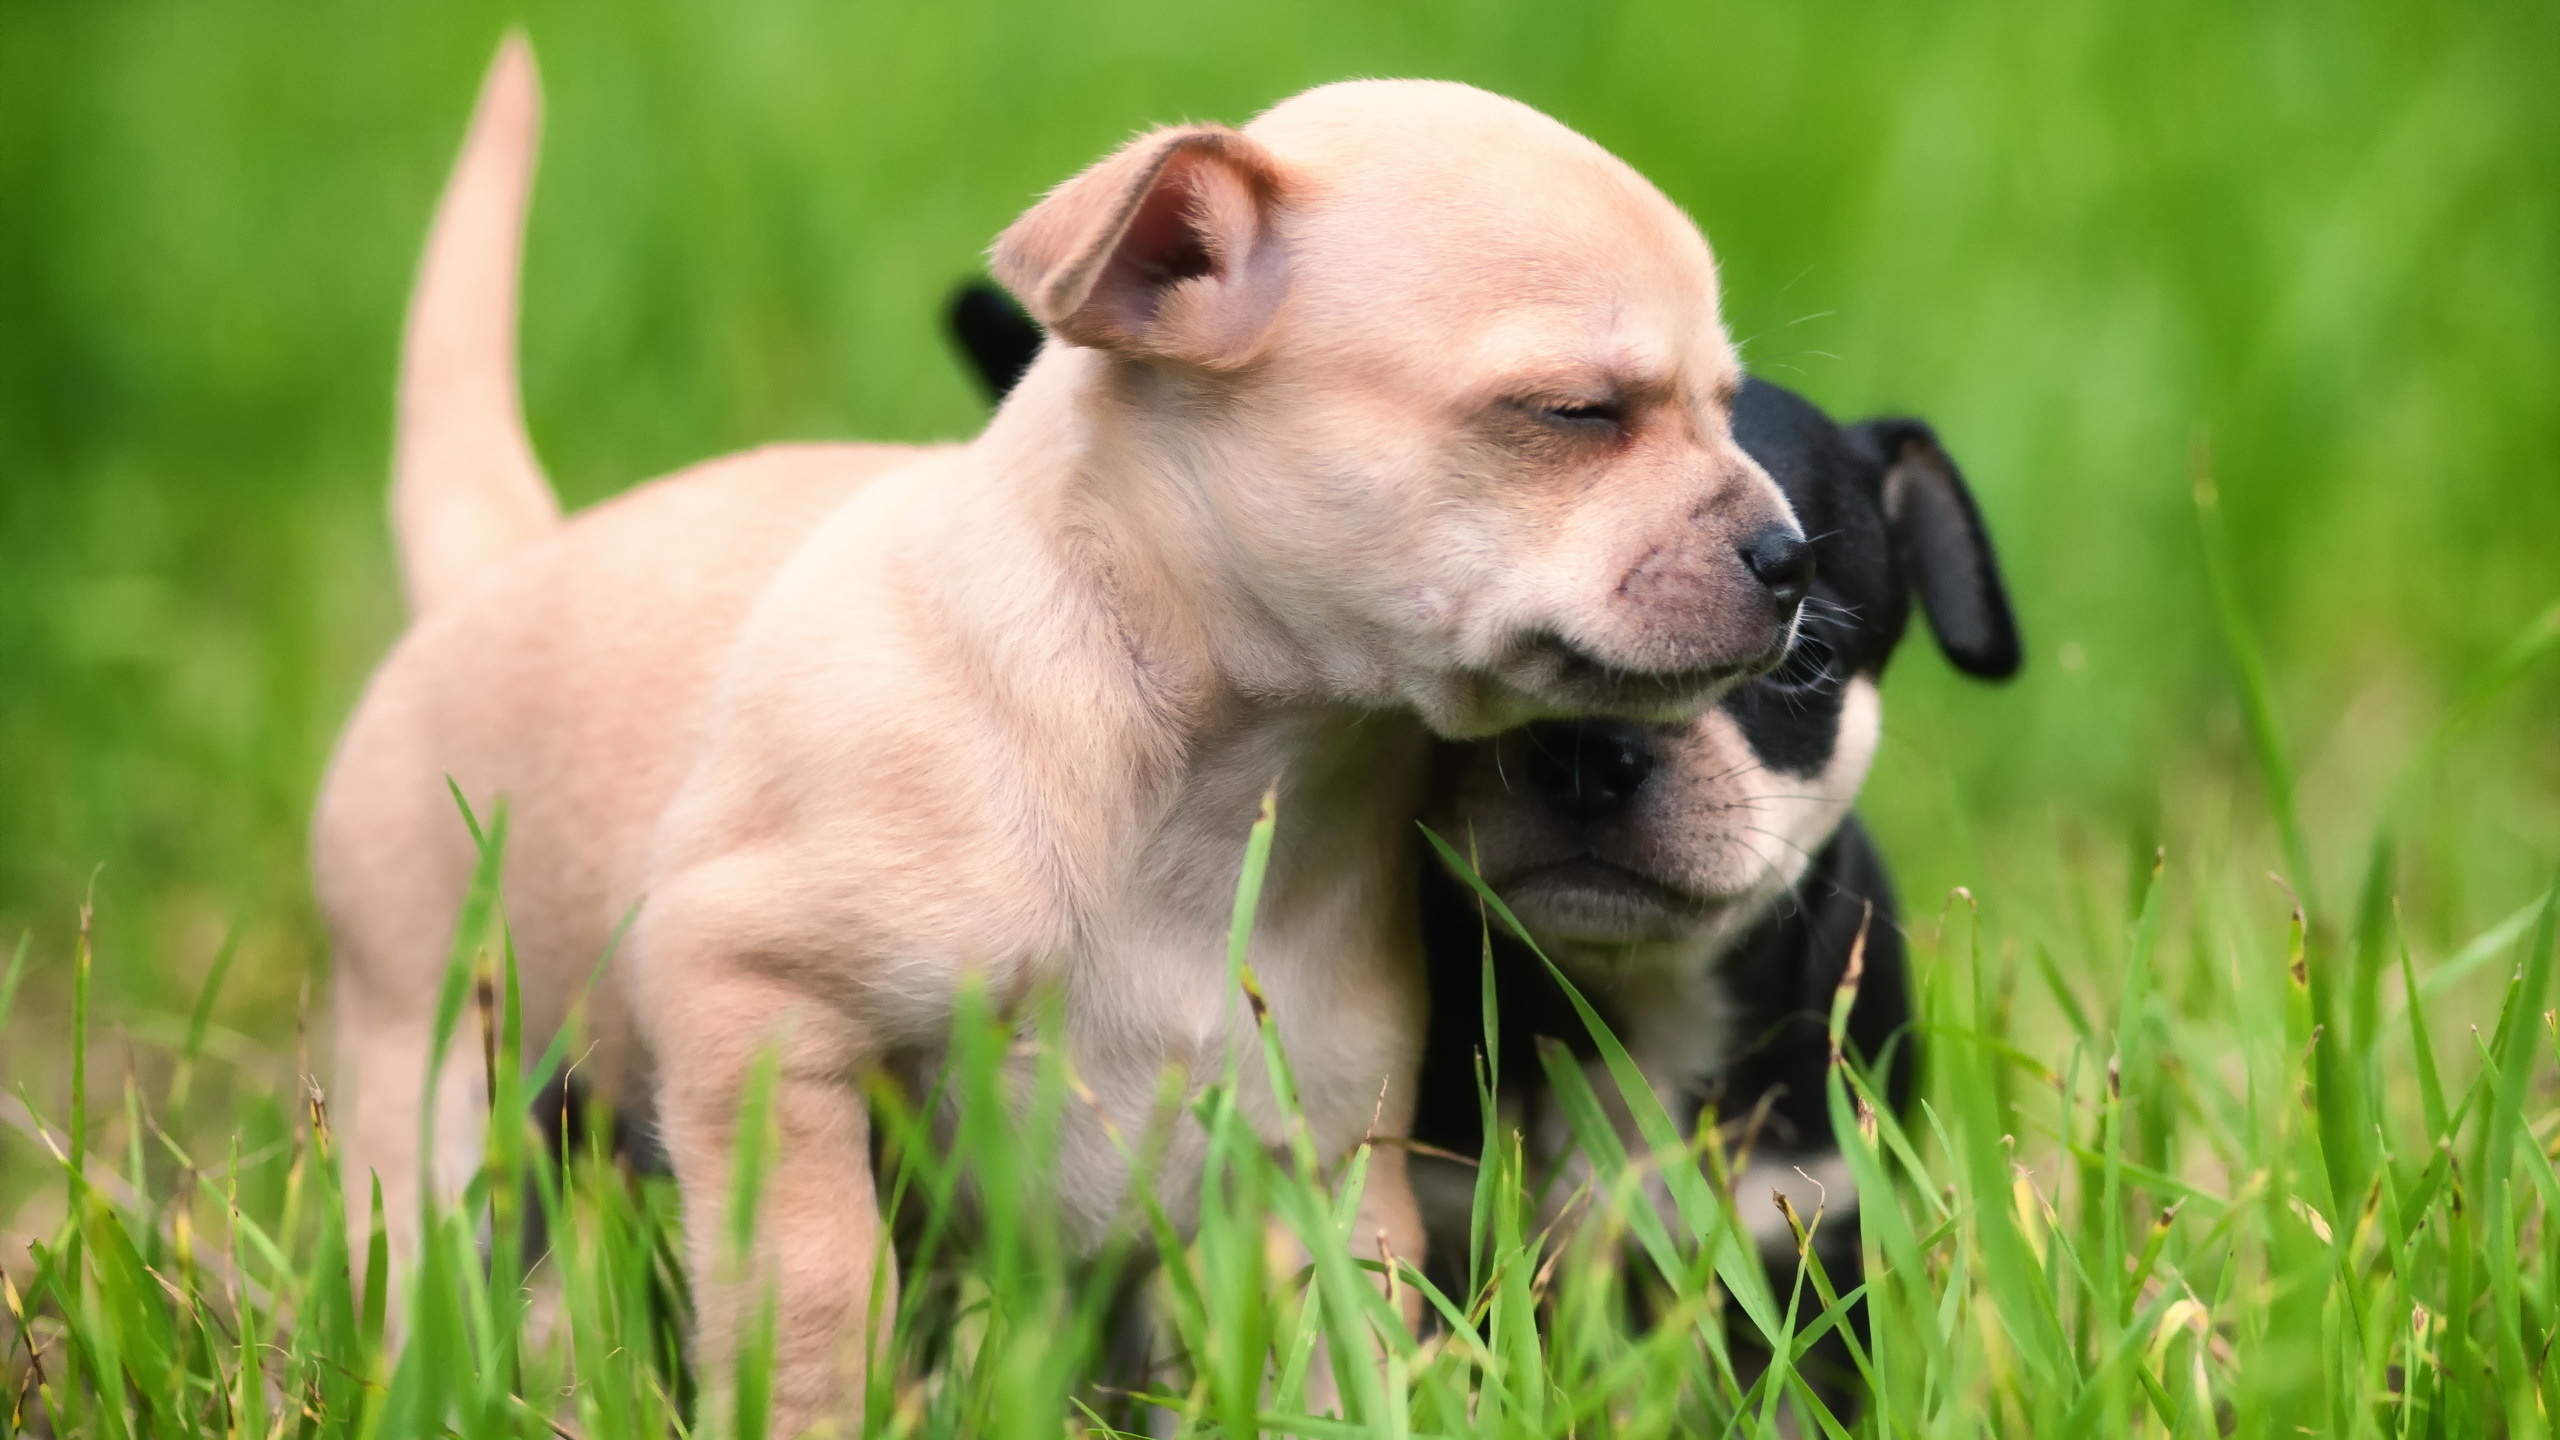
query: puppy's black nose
[
  {"left": 1742, "top": 528, "right": 1816, "bottom": 608},
  {"left": 1520, "top": 719, "right": 1655, "bottom": 823}
]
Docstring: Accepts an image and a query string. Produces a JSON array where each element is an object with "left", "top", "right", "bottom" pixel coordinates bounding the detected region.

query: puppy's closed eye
[
  {"left": 1500, "top": 395, "right": 1628, "bottom": 448},
  {"left": 1538, "top": 398, "right": 1624, "bottom": 431}
]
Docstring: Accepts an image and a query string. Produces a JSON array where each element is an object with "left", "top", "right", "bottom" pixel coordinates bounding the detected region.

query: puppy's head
[
  {"left": 1429, "top": 377, "right": 2020, "bottom": 962},
  {"left": 990, "top": 83, "right": 1806, "bottom": 735}
]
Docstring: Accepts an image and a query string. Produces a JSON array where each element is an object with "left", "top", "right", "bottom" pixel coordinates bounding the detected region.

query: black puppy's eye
[{"left": 1763, "top": 629, "right": 1839, "bottom": 694}]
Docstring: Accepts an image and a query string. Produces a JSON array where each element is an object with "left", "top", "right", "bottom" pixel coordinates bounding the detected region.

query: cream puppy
[{"left": 317, "top": 40, "right": 1809, "bottom": 1430}]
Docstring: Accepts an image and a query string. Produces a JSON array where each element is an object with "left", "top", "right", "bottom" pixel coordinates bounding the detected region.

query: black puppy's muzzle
[{"left": 1516, "top": 718, "right": 1656, "bottom": 823}]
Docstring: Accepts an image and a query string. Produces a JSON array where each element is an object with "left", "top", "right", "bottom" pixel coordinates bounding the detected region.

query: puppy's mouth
[
  {"left": 1497, "top": 632, "right": 1783, "bottom": 720},
  {"left": 1495, "top": 855, "right": 1729, "bottom": 946}
]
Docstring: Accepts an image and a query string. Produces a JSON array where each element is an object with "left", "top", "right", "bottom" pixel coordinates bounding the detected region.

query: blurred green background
[{"left": 2, "top": 0, "right": 2554, "bottom": 1051}]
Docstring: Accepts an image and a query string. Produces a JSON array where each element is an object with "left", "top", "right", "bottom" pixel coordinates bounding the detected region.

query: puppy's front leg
[
  {"left": 1355, "top": 1117, "right": 1428, "bottom": 1334},
  {"left": 1301, "top": 1093, "right": 1427, "bottom": 1415},
  {"left": 640, "top": 896, "right": 887, "bottom": 1436}
]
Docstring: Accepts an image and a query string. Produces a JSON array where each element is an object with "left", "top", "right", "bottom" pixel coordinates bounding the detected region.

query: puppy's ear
[
  {"left": 1855, "top": 419, "right": 2023, "bottom": 680},
  {"left": 946, "top": 281, "right": 1044, "bottom": 402},
  {"left": 991, "top": 125, "right": 1287, "bottom": 369}
]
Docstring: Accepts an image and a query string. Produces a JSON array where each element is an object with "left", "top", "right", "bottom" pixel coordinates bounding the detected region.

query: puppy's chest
[
  {"left": 962, "top": 916, "right": 1400, "bottom": 1250},
  {"left": 1613, "top": 968, "right": 1743, "bottom": 1122},
  {"left": 943, "top": 739, "right": 1423, "bottom": 1247},
  {"left": 1517, "top": 955, "right": 1743, "bottom": 1152}
]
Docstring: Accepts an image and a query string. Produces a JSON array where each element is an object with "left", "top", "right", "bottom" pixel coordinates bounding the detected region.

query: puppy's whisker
[
  {"left": 1691, "top": 757, "right": 1775, "bottom": 789},
  {"left": 1738, "top": 825, "right": 1821, "bottom": 872},
  {"left": 1685, "top": 753, "right": 1769, "bottom": 787}
]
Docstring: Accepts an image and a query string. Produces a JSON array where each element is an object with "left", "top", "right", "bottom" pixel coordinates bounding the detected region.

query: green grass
[
  {"left": 4, "top": 746, "right": 2560, "bottom": 1436},
  {"left": 3, "top": 0, "right": 2559, "bottom": 1433}
]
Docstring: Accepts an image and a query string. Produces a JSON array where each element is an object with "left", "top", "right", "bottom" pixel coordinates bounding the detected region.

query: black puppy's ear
[
  {"left": 946, "top": 280, "right": 1045, "bottom": 403},
  {"left": 1855, "top": 419, "right": 2022, "bottom": 680}
]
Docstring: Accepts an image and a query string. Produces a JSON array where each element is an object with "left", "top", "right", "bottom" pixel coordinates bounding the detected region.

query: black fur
[
  {"left": 948, "top": 282, "right": 1046, "bottom": 402},
  {"left": 1849, "top": 416, "right": 2022, "bottom": 680},
  {"left": 1410, "top": 815, "right": 1910, "bottom": 1179}
]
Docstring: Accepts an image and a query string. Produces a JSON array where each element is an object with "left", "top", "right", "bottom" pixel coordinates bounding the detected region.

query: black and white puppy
[
  {"left": 944, "top": 278, "right": 2020, "bottom": 1307},
  {"left": 1408, "top": 373, "right": 2018, "bottom": 1294}
]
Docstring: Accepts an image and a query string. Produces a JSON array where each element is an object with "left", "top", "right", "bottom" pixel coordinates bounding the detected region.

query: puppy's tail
[{"left": 392, "top": 33, "right": 559, "bottom": 618}]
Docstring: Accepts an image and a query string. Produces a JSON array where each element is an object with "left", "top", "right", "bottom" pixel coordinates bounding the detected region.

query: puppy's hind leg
[
  {"left": 333, "top": 955, "right": 490, "bottom": 1312},
  {"left": 315, "top": 731, "right": 488, "bottom": 1317}
]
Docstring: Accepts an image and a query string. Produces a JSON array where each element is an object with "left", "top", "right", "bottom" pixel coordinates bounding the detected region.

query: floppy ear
[
  {"left": 990, "top": 125, "right": 1288, "bottom": 369},
  {"left": 1855, "top": 418, "right": 2023, "bottom": 680},
  {"left": 946, "top": 281, "right": 1044, "bottom": 401}
]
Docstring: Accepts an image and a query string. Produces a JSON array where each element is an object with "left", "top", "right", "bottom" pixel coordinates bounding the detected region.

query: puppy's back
[{"left": 319, "top": 443, "right": 927, "bottom": 1108}]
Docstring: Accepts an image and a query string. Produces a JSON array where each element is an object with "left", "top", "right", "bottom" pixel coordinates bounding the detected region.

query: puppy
[
  {"left": 948, "top": 288, "right": 2016, "bottom": 1265},
  {"left": 951, "top": 289, "right": 2020, "bottom": 1365},
  {"left": 1410, "top": 375, "right": 2019, "bottom": 1369},
  {"left": 319, "top": 40, "right": 1811, "bottom": 1431}
]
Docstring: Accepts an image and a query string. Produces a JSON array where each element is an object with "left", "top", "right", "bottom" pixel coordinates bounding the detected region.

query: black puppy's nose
[
  {"left": 1520, "top": 719, "right": 1655, "bottom": 823},
  {"left": 1742, "top": 528, "right": 1816, "bottom": 608}
]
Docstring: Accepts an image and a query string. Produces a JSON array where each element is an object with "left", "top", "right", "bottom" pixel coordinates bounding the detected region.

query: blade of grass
[
  {"left": 2194, "top": 439, "right": 2316, "bottom": 917},
  {"left": 2469, "top": 878, "right": 2556, "bottom": 1435},
  {"left": 0, "top": 931, "right": 29, "bottom": 1037},
  {"left": 167, "top": 922, "right": 243, "bottom": 1127}
]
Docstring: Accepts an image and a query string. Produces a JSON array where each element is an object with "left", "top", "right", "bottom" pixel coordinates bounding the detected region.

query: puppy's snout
[
  {"left": 1520, "top": 719, "right": 1655, "bottom": 823},
  {"left": 1742, "top": 527, "right": 1815, "bottom": 609}
]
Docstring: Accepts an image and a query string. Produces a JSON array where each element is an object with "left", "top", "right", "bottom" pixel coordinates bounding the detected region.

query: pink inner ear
[{"left": 1092, "top": 160, "right": 1221, "bottom": 338}]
